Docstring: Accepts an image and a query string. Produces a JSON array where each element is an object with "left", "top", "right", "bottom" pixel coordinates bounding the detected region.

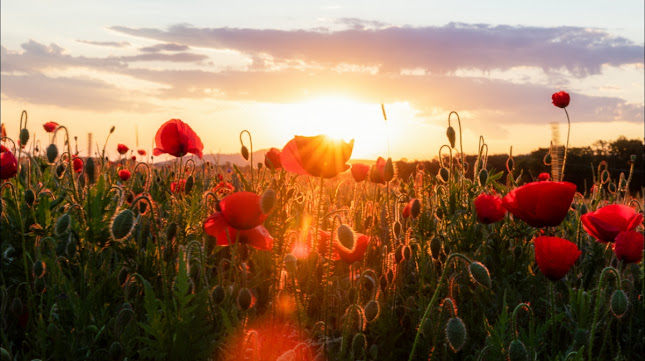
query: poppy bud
[
  {"left": 543, "top": 153, "right": 552, "bottom": 166},
  {"left": 111, "top": 209, "right": 136, "bottom": 241},
  {"left": 166, "top": 222, "right": 178, "bottom": 241},
  {"left": 403, "top": 245, "right": 411, "bottom": 260},
  {"left": 410, "top": 199, "right": 421, "bottom": 218},
  {"left": 11, "top": 298, "right": 23, "bottom": 315},
  {"left": 284, "top": 254, "right": 297, "bottom": 274},
  {"left": 34, "top": 277, "right": 46, "bottom": 293},
  {"left": 55, "top": 213, "right": 71, "bottom": 236},
  {"left": 420, "top": 317, "right": 433, "bottom": 339},
  {"left": 445, "top": 317, "right": 467, "bottom": 352},
  {"left": 237, "top": 287, "right": 253, "bottom": 310},
  {"left": 109, "top": 126, "right": 116, "bottom": 134},
  {"left": 241, "top": 145, "right": 249, "bottom": 161},
  {"left": 351, "top": 332, "right": 367, "bottom": 358},
  {"left": 25, "top": 189, "right": 35, "bottom": 207},
  {"left": 212, "top": 285, "right": 226, "bottom": 305},
  {"left": 1, "top": 347, "right": 11, "bottom": 361},
  {"left": 115, "top": 307, "right": 135, "bottom": 336},
  {"left": 33, "top": 259, "right": 46, "bottom": 278},
  {"left": 19, "top": 128, "right": 30, "bottom": 147},
  {"left": 446, "top": 126, "right": 456, "bottom": 148},
  {"left": 393, "top": 220, "right": 402, "bottom": 238},
  {"left": 260, "top": 188, "right": 276, "bottom": 214},
  {"left": 438, "top": 167, "right": 449, "bottom": 183},
  {"left": 608, "top": 182, "right": 617, "bottom": 194},
  {"left": 468, "top": 261, "right": 491, "bottom": 288},
  {"left": 338, "top": 224, "right": 355, "bottom": 249},
  {"left": 430, "top": 237, "right": 442, "bottom": 259},
  {"left": 364, "top": 300, "right": 380, "bottom": 322},
  {"left": 46, "top": 144, "right": 58, "bottom": 163},
  {"left": 578, "top": 203, "right": 588, "bottom": 215},
  {"left": 379, "top": 275, "right": 388, "bottom": 293},
  {"left": 179, "top": 175, "right": 192, "bottom": 195},
  {"left": 610, "top": 289, "right": 629, "bottom": 318},
  {"left": 630, "top": 154, "right": 637, "bottom": 162},
  {"left": 506, "top": 157, "right": 514, "bottom": 172},
  {"left": 55, "top": 163, "right": 66, "bottom": 179},
  {"left": 384, "top": 157, "right": 394, "bottom": 182},
  {"left": 600, "top": 170, "right": 610, "bottom": 184},
  {"left": 85, "top": 157, "right": 96, "bottom": 184},
  {"left": 507, "top": 339, "right": 529, "bottom": 361},
  {"left": 386, "top": 268, "right": 394, "bottom": 285},
  {"left": 394, "top": 245, "right": 404, "bottom": 263},
  {"left": 619, "top": 173, "right": 627, "bottom": 189},
  {"left": 109, "top": 341, "right": 123, "bottom": 360},
  {"left": 478, "top": 169, "right": 488, "bottom": 187}
]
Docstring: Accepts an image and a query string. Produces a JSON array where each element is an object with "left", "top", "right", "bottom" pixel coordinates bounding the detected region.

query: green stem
[
  {"left": 408, "top": 253, "right": 472, "bottom": 361},
  {"left": 561, "top": 108, "right": 570, "bottom": 182},
  {"left": 588, "top": 267, "right": 620, "bottom": 361}
]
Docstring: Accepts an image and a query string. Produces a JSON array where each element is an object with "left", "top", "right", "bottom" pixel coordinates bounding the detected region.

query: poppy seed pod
[
  {"left": 19, "top": 128, "right": 30, "bottom": 147},
  {"left": 184, "top": 175, "right": 194, "bottom": 194},
  {"left": 446, "top": 126, "right": 456, "bottom": 148},
  {"left": 410, "top": 198, "right": 421, "bottom": 218},
  {"left": 55, "top": 213, "right": 71, "bottom": 236},
  {"left": 351, "top": 332, "right": 367, "bottom": 358},
  {"left": 241, "top": 145, "right": 249, "bottom": 161},
  {"left": 430, "top": 237, "right": 442, "bottom": 259},
  {"left": 111, "top": 209, "right": 136, "bottom": 241},
  {"left": 469, "top": 261, "right": 491, "bottom": 288},
  {"left": 109, "top": 341, "right": 123, "bottom": 361},
  {"left": 166, "top": 222, "right": 178, "bottom": 241},
  {"left": 46, "top": 144, "right": 58, "bottom": 163},
  {"left": 507, "top": 339, "right": 529, "bottom": 361},
  {"left": 260, "top": 188, "right": 276, "bottom": 214},
  {"left": 610, "top": 290, "right": 629, "bottom": 318},
  {"left": 445, "top": 317, "right": 467, "bottom": 352},
  {"left": 543, "top": 153, "right": 552, "bottom": 166},
  {"left": 237, "top": 287, "right": 253, "bottom": 311},
  {"left": 337, "top": 224, "right": 355, "bottom": 249}
]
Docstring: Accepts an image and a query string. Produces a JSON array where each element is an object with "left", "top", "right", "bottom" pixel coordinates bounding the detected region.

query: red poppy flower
[
  {"left": 581, "top": 204, "right": 643, "bottom": 243},
  {"left": 502, "top": 181, "right": 576, "bottom": 228},
  {"left": 1, "top": 145, "right": 18, "bottom": 180},
  {"left": 351, "top": 163, "right": 370, "bottom": 182},
  {"left": 534, "top": 236, "right": 580, "bottom": 281},
  {"left": 552, "top": 91, "right": 570, "bottom": 108},
  {"left": 43, "top": 122, "right": 59, "bottom": 133},
  {"left": 474, "top": 193, "right": 506, "bottom": 224},
  {"left": 213, "top": 181, "right": 235, "bottom": 196},
  {"left": 72, "top": 156, "right": 83, "bottom": 173},
  {"left": 170, "top": 179, "right": 186, "bottom": 193},
  {"left": 137, "top": 149, "right": 146, "bottom": 156},
  {"left": 369, "top": 157, "right": 386, "bottom": 184},
  {"left": 264, "top": 147, "right": 282, "bottom": 169},
  {"left": 280, "top": 135, "right": 354, "bottom": 178},
  {"left": 153, "top": 119, "right": 204, "bottom": 159},
  {"left": 318, "top": 228, "right": 370, "bottom": 264},
  {"left": 538, "top": 173, "right": 550, "bottom": 181},
  {"left": 613, "top": 231, "right": 644, "bottom": 264},
  {"left": 203, "top": 192, "right": 273, "bottom": 250},
  {"left": 117, "top": 144, "right": 129, "bottom": 155},
  {"left": 118, "top": 169, "right": 131, "bottom": 181}
]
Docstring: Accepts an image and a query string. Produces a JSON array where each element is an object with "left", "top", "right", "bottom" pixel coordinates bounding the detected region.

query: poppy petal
[{"left": 220, "top": 192, "right": 268, "bottom": 230}]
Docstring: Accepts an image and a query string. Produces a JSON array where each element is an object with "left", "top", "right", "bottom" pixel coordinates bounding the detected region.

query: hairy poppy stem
[
  {"left": 408, "top": 253, "right": 471, "bottom": 361},
  {"left": 561, "top": 108, "right": 571, "bottom": 181},
  {"left": 588, "top": 267, "right": 620, "bottom": 361}
]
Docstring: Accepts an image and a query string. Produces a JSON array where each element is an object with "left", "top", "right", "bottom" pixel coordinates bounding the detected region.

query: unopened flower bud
[
  {"left": 111, "top": 209, "right": 136, "bottom": 241},
  {"left": 445, "top": 317, "right": 467, "bottom": 352},
  {"left": 469, "top": 261, "right": 491, "bottom": 288},
  {"left": 478, "top": 169, "right": 488, "bottom": 187},
  {"left": 610, "top": 289, "right": 629, "bottom": 318},
  {"left": 24, "top": 189, "right": 35, "bottom": 207},
  {"left": 508, "top": 339, "right": 529, "bottom": 361},
  {"left": 19, "top": 128, "right": 30, "bottom": 147},
  {"left": 384, "top": 157, "right": 394, "bottom": 182},
  {"left": 446, "top": 126, "right": 456, "bottom": 148},
  {"left": 364, "top": 300, "right": 380, "bottom": 322},
  {"left": 237, "top": 287, "right": 253, "bottom": 311},
  {"left": 260, "top": 188, "right": 276, "bottom": 214},
  {"left": 241, "top": 145, "right": 249, "bottom": 161},
  {"left": 438, "top": 168, "right": 449, "bottom": 183},
  {"left": 46, "top": 144, "right": 58, "bottom": 163},
  {"left": 55, "top": 213, "right": 71, "bottom": 236}
]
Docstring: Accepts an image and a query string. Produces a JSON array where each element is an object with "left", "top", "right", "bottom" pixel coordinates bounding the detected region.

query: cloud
[
  {"left": 77, "top": 39, "right": 130, "bottom": 48},
  {"left": 139, "top": 43, "right": 190, "bottom": 52},
  {"left": 1, "top": 42, "right": 123, "bottom": 73},
  {"left": 110, "top": 23, "right": 644, "bottom": 76},
  {"left": 118, "top": 52, "right": 208, "bottom": 62}
]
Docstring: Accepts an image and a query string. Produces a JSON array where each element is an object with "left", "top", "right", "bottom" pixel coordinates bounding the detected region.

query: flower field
[{"left": 1, "top": 94, "right": 643, "bottom": 361}]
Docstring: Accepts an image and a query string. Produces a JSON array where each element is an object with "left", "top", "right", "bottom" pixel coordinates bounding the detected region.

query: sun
[{"left": 273, "top": 95, "right": 396, "bottom": 159}]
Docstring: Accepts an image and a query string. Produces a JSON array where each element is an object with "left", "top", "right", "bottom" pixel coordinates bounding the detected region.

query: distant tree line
[{"left": 396, "top": 136, "right": 644, "bottom": 197}]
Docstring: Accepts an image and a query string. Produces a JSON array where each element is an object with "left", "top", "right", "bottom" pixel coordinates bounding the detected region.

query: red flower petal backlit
[
  {"left": 474, "top": 193, "right": 506, "bottom": 224},
  {"left": 118, "top": 169, "right": 131, "bottom": 181},
  {"left": 219, "top": 192, "right": 268, "bottom": 230},
  {"left": 538, "top": 173, "right": 551, "bottom": 181},
  {"left": 1, "top": 145, "right": 18, "bottom": 180},
  {"left": 264, "top": 147, "right": 282, "bottom": 169},
  {"left": 72, "top": 156, "right": 83, "bottom": 173},
  {"left": 369, "top": 157, "right": 386, "bottom": 184},
  {"left": 534, "top": 236, "right": 581, "bottom": 281},
  {"left": 43, "top": 122, "right": 59, "bottom": 133},
  {"left": 613, "top": 231, "right": 644, "bottom": 264},
  {"left": 203, "top": 212, "right": 273, "bottom": 251},
  {"left": 170, "top": 179, "right": 186, "bottom": 193},
  {"left": 502, "top": 181, "right": 576, "bottom": 228},
  {"left": 280, "top": 135, "right": 353, "bottom": 178},
  {"left": 581, "top": 204, "right": 643, "bottom": 243},
  {"left": 153, "top": 119, "right": 204, "bottom": 159},
  {"left": 117, "top": 144, "right": 129, "bottom": 155},
  {"left": 552, "top": 91, "right": 570, "bottom": 108},
  {"left": 351, "top": 163, "right": 370, "bottom": 182}
]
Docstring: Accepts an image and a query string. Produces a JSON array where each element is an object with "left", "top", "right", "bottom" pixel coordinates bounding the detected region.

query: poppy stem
[
  {"left": 588, "top": 267, "right": 620, "bottom": 361},
  {"left": 561, "top": 108, "right": 570, "bottom": 182}
]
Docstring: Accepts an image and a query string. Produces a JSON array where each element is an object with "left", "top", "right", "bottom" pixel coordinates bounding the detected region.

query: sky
[{"left": 1, "top": 0, "right": 643, "bottom": 161}]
